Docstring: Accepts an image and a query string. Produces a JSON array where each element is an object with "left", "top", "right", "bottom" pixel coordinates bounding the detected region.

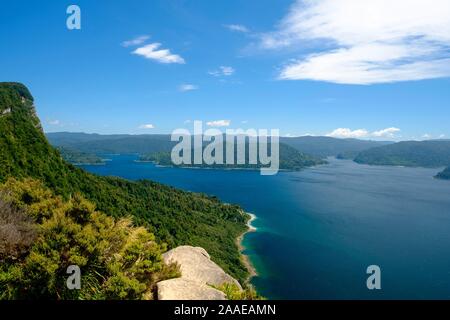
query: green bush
[{"left": 0, "top": 178, "right": 180, "bottom": 300}]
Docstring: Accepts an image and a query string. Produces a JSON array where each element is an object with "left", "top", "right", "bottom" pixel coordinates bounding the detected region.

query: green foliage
[
  {"left": 0, "top": 82, "right": 249, "bottom": 284},
  {"left": 0, "top": 178, "right": 180, "bottom": 300},
  {"left": 56, "top": 146, "right": 104, "bottom": 165},
  {"left": 213, "top": 283, "right": 264, "bottom": 300},
  {"left": 354, "top": 141, "right": 450, "bottom": 167},
  {"left": 436, "top": 166, "right": 450, "bottom": 180}
]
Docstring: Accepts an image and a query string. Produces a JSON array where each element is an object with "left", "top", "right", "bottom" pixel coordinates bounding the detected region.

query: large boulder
[
  {"left": 157, "top": 278, "right": 226, "bottom": 300},
  {"left": 157, "top": 246, "right": 242, "bottom": 300}
]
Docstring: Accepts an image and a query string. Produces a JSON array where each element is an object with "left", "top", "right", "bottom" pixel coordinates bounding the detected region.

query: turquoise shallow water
[{"left": 82, "top": 155, "right": 450, "bottom": 299}]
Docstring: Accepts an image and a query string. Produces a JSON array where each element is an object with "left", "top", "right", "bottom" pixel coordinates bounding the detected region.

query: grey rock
[
  {"left": 158, "top": 246, "right": 242, "bottom": 300},
  {"left": 163, "top": 246, "right": 242, "bottom": 289},
  {"left": 157, "top": 278, "right": 226, "bottom": 300}
]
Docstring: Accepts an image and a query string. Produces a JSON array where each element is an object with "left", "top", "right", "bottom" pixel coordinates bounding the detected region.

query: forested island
[{"left": 139, "top": 142, "right": 326, "bottom": 171}]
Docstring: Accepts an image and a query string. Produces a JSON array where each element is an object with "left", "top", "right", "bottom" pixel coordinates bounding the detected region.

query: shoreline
[{"left": 237, "top": 212, "right": 258, "bottom": 282}]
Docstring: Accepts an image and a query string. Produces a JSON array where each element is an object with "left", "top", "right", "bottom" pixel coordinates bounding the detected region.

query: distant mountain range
[
  {"left": 46, "top": 132, "right": 390, "bottom": 159},
  {"left": 47, "top": 132, "right": 176, "bottom": 155},
  {"left": 280, "top": 136, "right": 391, "bottom": 158}
]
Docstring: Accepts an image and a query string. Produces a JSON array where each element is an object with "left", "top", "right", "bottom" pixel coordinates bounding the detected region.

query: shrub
[{"left": 0, "top": 178, "right": 180, "bottom": 300}]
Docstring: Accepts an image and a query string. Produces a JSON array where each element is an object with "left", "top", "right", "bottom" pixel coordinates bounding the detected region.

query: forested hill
[
  {"left": 354, "top": 140, "right": 450, "bottom": 167},
  {"left": 436, "top": 167, "right": 450, "bottom": 180},
  {"left": 0, "top": 82, "right": 249, "bottom": 283}
]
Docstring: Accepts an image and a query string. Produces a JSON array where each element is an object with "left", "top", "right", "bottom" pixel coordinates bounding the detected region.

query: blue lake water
[{"left": 82, "top": 154, "right": 450, "bottom": 299}]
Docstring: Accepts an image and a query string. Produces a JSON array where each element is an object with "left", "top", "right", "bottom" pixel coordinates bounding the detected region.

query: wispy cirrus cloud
[
  {"left": 262, "top": 0, "right": 450, "bottom": 85},
  {"left": 121, "top": 35, "right": 150, "bottom": 47},
  {"left": 133, "top": 43, "right": 185, "bottom": 64},
  {"left": 327, "top": 127, "right": 401, "bottom": 139},
  {"left": 224, "top": 24, "right": 250, "bottom": 33},
  {"left": 206, "top": 120, "right": 231, "bottom": 127},
  {"left": 208, "top": 66, "right": 235, "bottom": 77},
  {"left": 179, "top": 84, "right": 199, "bottom": 92}
]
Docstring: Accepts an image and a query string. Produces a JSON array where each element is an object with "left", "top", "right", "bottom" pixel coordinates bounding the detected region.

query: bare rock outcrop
[
  {"left": 157, "top": 278, "right": 226, "bottom": 300},
  {"left": 157, "top": 246, "right": 242, "bottom": 300}
]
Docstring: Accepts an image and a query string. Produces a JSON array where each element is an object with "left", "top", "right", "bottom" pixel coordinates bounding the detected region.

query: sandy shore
[{"left": 237, "top": 212, "right": 258, "bottom": 281}]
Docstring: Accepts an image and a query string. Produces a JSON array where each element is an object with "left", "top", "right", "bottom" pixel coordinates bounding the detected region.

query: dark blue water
[{"left": 82, "top": 155, "right": 450, "bottom": 299}]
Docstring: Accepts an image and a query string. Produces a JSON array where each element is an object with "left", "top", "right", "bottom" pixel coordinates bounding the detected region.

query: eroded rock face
[{"left": 157, "top": 246, "right": 242, "bottom": 300}]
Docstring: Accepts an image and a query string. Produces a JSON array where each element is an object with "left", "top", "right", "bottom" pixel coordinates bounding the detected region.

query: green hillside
[
  {"left": 0, "top": 82, "right": 249, "bottom": 283},
  {"left": 354, "top": 140, "right": 450, "bottom": 167}
]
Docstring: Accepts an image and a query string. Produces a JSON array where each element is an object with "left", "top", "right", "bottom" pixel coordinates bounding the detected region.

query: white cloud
[
  {"left": 122, "top": 35, "right": 150, "bottom": 47},
  {"left": 133, "top": 43, "right": 185, "bottom": 64},
  {"left": 224, "top": 24, "right": 250, "bottom": 33},
  {"left": 327, "top": 127, "right": 401, "bottom": 139},
  {"left": 372, "top": 127, "right": 401, "bottom": 138},
  {"left": 284, "top": 133, "right": 300, "bottom": 138},
  {"left": 48, "top": 119, "right": 61, "bottom": 126},
  {"left": 263, "top": 0, "right": 450, "bottom": 84},
  {"left": 326, "top": 128, "right": 369, "bottom": 139},
  {"left": 139, "top": 124, "right": 155, "bottom": 129},
  {"left": 439, "top": 134, "right": 446, "bottom": 139},
  {"left": 206, "top": 120, "right": 231, "bottom": 127},
  {"left": 179, "top": 84, "right": 198, "bottom": 92},
  {"left": 209, "top": 66, "right": 235, "bottom": 77}
]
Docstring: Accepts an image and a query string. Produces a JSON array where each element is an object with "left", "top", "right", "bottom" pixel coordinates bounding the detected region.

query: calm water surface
[{"left": 82, "top": 155, "right": 450, "bottom": 299}]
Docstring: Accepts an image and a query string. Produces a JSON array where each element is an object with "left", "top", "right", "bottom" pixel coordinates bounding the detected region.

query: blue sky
[{"left": 1, "top": 0, "right": 449, "bottom": 140}]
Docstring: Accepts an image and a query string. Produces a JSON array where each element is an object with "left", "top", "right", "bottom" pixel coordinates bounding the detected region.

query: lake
[{"left": 82, "top": 155, "right": 450, "bottom": 299}]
